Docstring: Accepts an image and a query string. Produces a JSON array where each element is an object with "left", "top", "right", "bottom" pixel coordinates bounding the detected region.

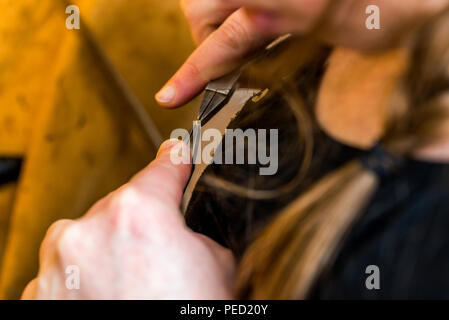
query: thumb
[
  {"left": 130, "top": 139, "right": 192, "bottom": 208},
  {"left": 155, "top": 8, "right": 272, "bottom": 108}
]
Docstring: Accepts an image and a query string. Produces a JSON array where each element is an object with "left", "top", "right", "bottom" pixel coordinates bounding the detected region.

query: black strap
[{"left": 359, "top": 145, "right": 404, "bottom": 179}]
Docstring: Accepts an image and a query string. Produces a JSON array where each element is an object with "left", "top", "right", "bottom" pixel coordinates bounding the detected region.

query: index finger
[{"left": 155, "top": 8, "right": 272, "bottom": 108}]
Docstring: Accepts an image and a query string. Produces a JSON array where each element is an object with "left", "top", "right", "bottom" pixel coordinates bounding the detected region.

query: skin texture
[
  {"left": 316, "top": 47, "right": 409, "bottom": 149},
  {"left": 156, "top": 0, "right": 449, "bottom": 108},
  {"left": 22, "top": 140, "right": 235, "bottom": 299}
]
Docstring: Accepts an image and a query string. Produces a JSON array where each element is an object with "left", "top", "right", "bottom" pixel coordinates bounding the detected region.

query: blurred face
[
  {"left": 240, "top": 0, "right": 331, "bottom": 34},
  {"left": 230, "top": 0, "right": 449, "bottom": 49}
]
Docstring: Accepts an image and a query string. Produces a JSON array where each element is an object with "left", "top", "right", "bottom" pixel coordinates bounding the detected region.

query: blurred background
[{"left": 0, "top": 0, "right": 198, "bottom": 299}]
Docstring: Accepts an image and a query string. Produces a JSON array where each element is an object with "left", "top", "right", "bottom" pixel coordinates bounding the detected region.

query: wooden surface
[
  {"left": 0, "top": 0, "right": 68, "bottom": 156},
  {"left": 0, "top": 183, "right": 16, "bottom": 266},
  {"left": 0, "top": 0, "right": 198, "bottom": 299}
]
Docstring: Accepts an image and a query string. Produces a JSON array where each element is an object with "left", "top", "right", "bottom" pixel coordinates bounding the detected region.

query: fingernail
[
  {"left": 155, "top": 84, "right": 176, "bottom": 104},
  {"left": 157, "top": 139, "right": 182, "bottom": 158}
]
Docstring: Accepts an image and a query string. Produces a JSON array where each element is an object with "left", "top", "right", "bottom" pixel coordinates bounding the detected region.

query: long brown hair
[{"left": 235, "top": 8, "right": 449, "bottom": 299}]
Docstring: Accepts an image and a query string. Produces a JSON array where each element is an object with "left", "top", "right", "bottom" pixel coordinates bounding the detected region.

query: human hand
[
  {"left": 22, "top": 140, "right": 235, "bottom": 300},
  {"left": 155, "top": 0, "right": 448, "bottom": 108}
]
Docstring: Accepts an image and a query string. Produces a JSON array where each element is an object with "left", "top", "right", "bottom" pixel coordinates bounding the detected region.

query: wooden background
[{"left": 0, "top": 0, "right": 197, "bottom": 299}]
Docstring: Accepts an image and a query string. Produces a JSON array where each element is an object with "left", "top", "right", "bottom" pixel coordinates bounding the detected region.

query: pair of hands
[{"left": 25, "top": 0, "right": 448, "bottom": 299}]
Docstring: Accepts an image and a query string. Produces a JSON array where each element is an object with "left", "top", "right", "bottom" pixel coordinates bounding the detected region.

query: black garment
[
  {"left": 311, "top": 159, "right": 449, "bottom": 299},
  {"left": 188, "top": 131, "right": 449, "bottom": 299}
]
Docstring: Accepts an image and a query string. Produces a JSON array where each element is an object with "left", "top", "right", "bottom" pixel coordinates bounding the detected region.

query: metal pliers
[
  {"left": 197, "top": 70, "right": 242, "bottom": 126},
  {"left": 195, "top": 34, "right": 291, "bottom": 126}
]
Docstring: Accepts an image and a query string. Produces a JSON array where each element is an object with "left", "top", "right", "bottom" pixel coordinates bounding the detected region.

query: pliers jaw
[{"left": 197, "top": 70, "right": 242, "bottom": 125}]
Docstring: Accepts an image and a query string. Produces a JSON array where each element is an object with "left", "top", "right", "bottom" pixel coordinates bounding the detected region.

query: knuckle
[
  {"left": 110, "top": 185, "right": 139, "bottom": 211},
  {"left": 55, "top": 224, "right": 82, "bottom": 260},
  {"left": 46, "top": 219, "right": 71, "bottom": 239},
  {"left": 107, "top": 185, "right": 141, "bottom": 230},
  {"left": 218, "top": 18, "right": 251, "bottom": 51},
  {"left": 22, "top": 278, "right": 38, "bottom": 299},
  {"left": 182, "top": 60, "right": 204, "bottom": 81},
  {"left": 27, "top": 277, "right": 48, "bottom": 299},
  {"left": 39, "top": 219, "right": 73, "bottom": 261}
]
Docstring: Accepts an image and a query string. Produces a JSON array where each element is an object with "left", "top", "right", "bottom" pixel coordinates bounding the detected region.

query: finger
[
  {"left": 155, "top": 8, "right": 273, "bottom": 108},
  {"left": 39, "top": 219, "right": 74, "bottom": 265},
  {"left": 224, "top": 0, "right": 281, "bottom": 11},
  {"left": 182, "top": 0, "right": 239, "bottom": 45},
  {"left": 129, "top": 139, "right": 192, "bottom": 208},
  {"left": 21, "top": 278, "right": 38, "bottom": 300},
  {"left": 226, "top": 0, "right": 329, "bottom": 16},
  {"left": 81, "top": 196, "right": 109, "bottom": 219}
]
